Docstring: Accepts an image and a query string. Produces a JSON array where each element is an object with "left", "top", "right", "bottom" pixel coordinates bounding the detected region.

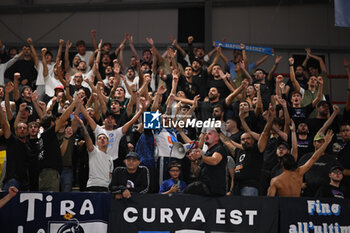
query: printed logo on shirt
[
  {"left": 143, "top": 111, "right": 161, "bottom": 129},
  {"left": 127, "top": 180, "right": 135, "bottom": 189}
]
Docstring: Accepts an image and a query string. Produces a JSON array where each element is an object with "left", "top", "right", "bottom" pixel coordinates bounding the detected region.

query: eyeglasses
[{"left": 169, "top": 169, "right": 180, "bottom": 172}]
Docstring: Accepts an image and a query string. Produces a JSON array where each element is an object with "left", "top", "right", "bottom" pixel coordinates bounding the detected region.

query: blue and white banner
[
  {"left": 335, "top": 0, "right": 350, "bottom": 27},
  {"left": 280, "top": 197, "right": 350, "bottom": 233},
  {"left": 0, "top": 192, "right": 110, "bottom": 233},
  {"left": 214, "top": 41, "right": 274, "bottom": 56}
]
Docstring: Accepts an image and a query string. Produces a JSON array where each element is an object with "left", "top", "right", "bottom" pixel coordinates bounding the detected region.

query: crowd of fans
[{"left": 0, "top": 30, "right": 349, "bottom": 200}]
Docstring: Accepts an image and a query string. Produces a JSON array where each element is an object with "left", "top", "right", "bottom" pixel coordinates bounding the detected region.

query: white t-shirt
[
  {"left": 94, "top": 125, "right": 124, "bottom": 160},
  {"left": 0, "top": 55, "right": 19, "bottom": 85},
  {"left": 154, "top": 128, "right": 178, "bottom": 158},
  {"left": 45, "top": 75, "right": 62, "bottom": 97},
  {"left": 76, "top": 51, "right": 94, "bottom": 63},
  {"left": 87, "top": 146, "right": 113, "bottom": 188},
  {"left": 36, "top": 60, "right": 55, "bottom": 86},
  {"left": 121, "top": 76, "right": 139, "bottom": 99},
  {"left": 76, "top": 51, "right": 94, "bottom": 70}
]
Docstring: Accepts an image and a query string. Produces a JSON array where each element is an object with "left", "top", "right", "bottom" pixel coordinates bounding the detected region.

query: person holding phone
[{"left": 159, "top": 161, "right": 186, "bottom": 194}]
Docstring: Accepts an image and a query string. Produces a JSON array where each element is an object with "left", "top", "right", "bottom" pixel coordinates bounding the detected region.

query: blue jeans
[
  {"left": 3, "top": 178, "right": 20, "bottom": 191},
  {"left": 60, "top": 167, "right": 73, "bottom": 192},
  {"left": 240, "top": 186, "right": 259, "bottom": 196}
]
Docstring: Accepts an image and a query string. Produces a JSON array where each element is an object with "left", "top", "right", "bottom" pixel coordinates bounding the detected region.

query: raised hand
[
  {"left": 31, "top": 90, "right": 39, "bottom": 103},
  {"left": 145, "top": 37, "right": 154, "bottom": 46},
  {"left": 172, "top": 69, "right": 179, "bottom": 80},
  {"left": 38, "top": 101, "right": 46, "bottom": 111},
  {"left": 5, "top": 82, "right": 14, "bottom": 93},
  {"left": 333, "top": 105, "right": 340, "bottom": 114},
  {"left": 168, "top": 93, "right": 175, "bottom": 102},
  {"left": 289, "top": 57, "right": 294, "bottom": 65},
  {"left": 289, "top": 120, "right": 296, "bottom": 132},
  {"left": 120, "top": 74, "right": 126, "bottom": 82},
  {"left": 241, "top": 79, "right": 249, "bottom": 88},
  {"left": 193, "top": 95, "right": 200, "bottom": 109},
  {"left": 14, "top": 72, "right": 21, "bottom": 80},
  {"left": 91, "top": 93, "right": 97, "bottom": 102},
  {"left": 66, "top": 40, "right": 72, "bottom": 49},
  {"left": 144, "top": 74, "right": 151, "bottom": 84},
  {"left": 268, "top": 103, "right": 276, "bottom": 118},
  {"left": 305, "top": 48, "right": 311, "bottom": 56},
  {"left": 98, "top": 39, "right": 103, "bottom": 50},
  {"left": 253, "top": 83, "right": 260, "bottom": 91},
  {"left": 324, "top": 130, "right": 334, "bottom": 144},
  {"left": 27, "top": 37, "right": 33, "bottom": 45},
  {"left": 157, "top": 85, "right": 167, "bottom": 95},
  {"left": 19, "top": 103, "right": 27, "bottom": 112},
  {"left": 41, "top": 48, "right": 47, "bottom": 56},
  {"left": 279, "top": 82, "right": 285, "bottom": 90},
  {"left": 275, "top": 55, "right": 282, "bottom": 64},
  {"left": 276, "top": 96, "right": 287, "bottom": 108},
  {"left": 8, "top": 186, "right": 18, "bottom": 197},
  {"left": 317, "top": 76, "right": 323, "bottom": 86}
]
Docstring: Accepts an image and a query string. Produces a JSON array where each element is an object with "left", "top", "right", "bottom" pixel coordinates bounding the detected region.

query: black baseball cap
[
  {"left": 277, "top": 141, "right": 290, "bottom": 150},
  {"left": 317, "top": 100, "right": 331, "bottom": 108},
  {"left": 125, "top": 152, "right": 140, "bottom": 160},
  {"left": 329, "top": 165, "right": 344, "bottom": 174}
]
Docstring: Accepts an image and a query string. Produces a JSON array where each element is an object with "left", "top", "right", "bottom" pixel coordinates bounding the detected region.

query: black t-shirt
[
  {"left": 28, "top": 138, "right": 41, "bottom": 191},
  {"left": 5, "top": 59, "right": 37, "bottom": 83},
  {"left": 262, "top": 137, "right": 283, "bottom": 170},
  {"left": 192, "top": 70, "right": 209, "bottom": 101},
  {"left": 109, "top": 166, "right": 149, "bottom": 194},
  {"left": 38, "top": 125, "right": 62, "bottom": 173},
  {"left": 298, "top": 152, "right": 338, "bottom": 197},
  {"left": 234, "top": 143, "right": 263, "bottom": 189},
  {"left": 231, "top": 102, "right": 265, "bottom": 133},
  {"left": 207, "top": 77, "right": 230, "bottom": 99},
  {"left": 198, "top": 99, "right": 226, "bottom": 121},
  {"left": 307, "top": 118, "right": 339, "bottom": 140},
  {"left": 315, "top": 184, "right": 345, "bottom": 199},
  {"left": 297, "top": 135, "right": 314, "bottom": 160},
  {"left": 230, "top": 130, "right": 244, "bottom": 143},
  {"left": 199, "top": 143, "right": 227, "bottom": 196},
  {"left": 4, "top": 134, "right": 30, "bottom": 188},
  {"left": 288, "top": 103, "right": 314, "bottom": 126},
  {"left": 178, "top": 77, "right": 200, "bottom": 100},
  {"left": 257, "top": 82, "right": 273, "bottom": 111}
]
